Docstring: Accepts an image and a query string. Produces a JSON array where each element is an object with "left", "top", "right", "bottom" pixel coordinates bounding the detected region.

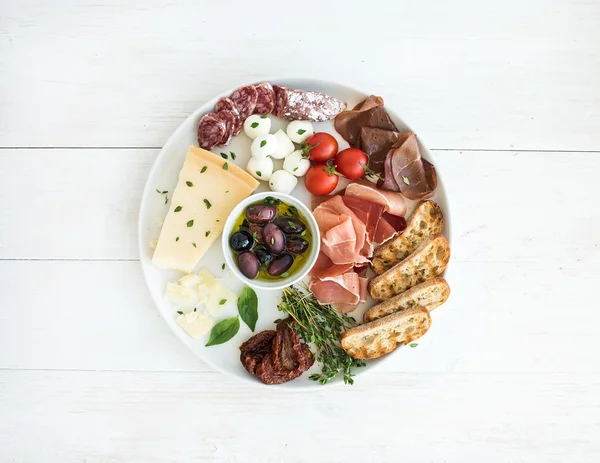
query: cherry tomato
[
  {"left": 304, "top": 132, "right": 338, "bottom": 163},
  {"left": 334, "top": 148, "right": 368, "bottom": 180},
  {"left": 304, "top": 163, "right": 339, "bottom": 196}
]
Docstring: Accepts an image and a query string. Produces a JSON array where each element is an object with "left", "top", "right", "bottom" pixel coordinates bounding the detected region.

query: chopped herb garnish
[
  {"left": 288, "top": 205, "right": 299, "bottom": 216},
  {"left": 177, "top": 310, "right": 184, "bottom": 315},
  {"left": 222, "top": 263, "right": 225, "bottom": 270},
  {"left": 194, "top": 307, "right": 197, "bottom": 312},
  {"left": 156, "top": 189, "right": 169, "bottom": 204},
  {"left": 223, "top": 162, "right": 228, "bottom": 170},
  {"left": 297, "top": 129, "right": 306, "bottom": 135},
  {"left": 260, "top": 115, "right": 268, "bottom": 119},
  {"left": 192, "top": 242, "right": 197, "bottom": 248},
  {"left": 256, "top": 170, "right": 262, "bottom": 177},
  {"left": 174, "top": 206, "right": 182, "bottom": 212},
  {"left": 201, "top": 166, "right": 207, "bottom": 173},
  {"left": 270, "top": 236, "right": 275, "bottom": 245},
  {"left": 175, "top": 236, "right": 180, "bottom": 242},
  {"left": 187, "top": 220, "right": 194, "bottom": 227},
  {"left": 203, "top": 199, "right": 212, "bottom": 209},
  {"left": 409, "top": 342, "right": 418, "bottom": 348},
  {"left": 230, "top": 151, "right": 236, "bottom": 160},
  {"left": 280, "top": 272, "right": 290, "bottom": 278},
  {"left": 216, "top": 219, "right": 220, "bottom": 222},
  {"left": 250, "top": 122, "right": 259, "bottom": 128},
  {"left": 402, "top": 176, "right": 410, "bottom": 185},
  {"left": 264, "top": 196, "right": 281, "bottom": 206},
  {"left": 260, "top": 140, "right": 266, "bottom": 148},
  {"left": 186, "top": 181, "right": 193, "bottom": 187},
  {"left": 219, "top": 299, "right": 227, "bottom": 305},
  {"left": 287, "top": 220, "right": 297, "bottom": 229},
  {"left": 220, "top": 152, "right": 228, "bottom": 159},
  {"left": 205, "top": 230, "right": 210, "bottom": 237},
  {"left": 293, "top": 167, "right": 298, "bottom": 172},
  {"left": 225, "top": 190, "right": 229, "bottom": 193}
]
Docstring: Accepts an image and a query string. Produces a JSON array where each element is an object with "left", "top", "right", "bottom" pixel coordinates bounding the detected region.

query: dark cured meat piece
[
  {"left": 273, "top": 85, "right": 347, "bottom": 122},
  {"left": 381, "top": 212, "right": 407, "bottom": 232},
  {"left": 214, "top": 97, "right": 238, "bottom": 114},
  {"left": 231, "top": 85, "right": 258, "bottom": 120},
  {"left": 239, "top": 330, "right": 277, "bottom": 376},
  {"left": 340, "top": 195, "right": 385, "bottom": 247},
  {"left": 389, "top": 133, "right": 437, "bottom": 200},
  {"left": 380, "top": 151, "right": 400, "bottom": 192},
  {"left": 334, "top": 95, "right": 398, "bottom": 148},
  {"left": 216, "top": 109, "right": 237, "bottom": 146},
  {"left": 361, "top": 127, "right": 411, "bottom": 173},
  {"left": 197, "top": 113, "right": 226, "bottom": 150},
  {"left": 253, "top": 82, "right": 276, "bottom": 115}
]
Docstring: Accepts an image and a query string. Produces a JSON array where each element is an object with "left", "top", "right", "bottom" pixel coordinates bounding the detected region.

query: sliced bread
[
  {"left": 371, "top": 200, "right": 444, "bottom": 275},
  {"left": 368, "top": 234, "right": 450, "bottom": 301},
  {"left": 341, "top": 306, "right": 431, "bottom": 359},
  {"left": 363, "top": 277, "right": 450, "bottom": 322}
]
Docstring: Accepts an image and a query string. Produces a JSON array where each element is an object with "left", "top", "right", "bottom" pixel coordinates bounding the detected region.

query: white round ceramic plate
[{"left": 138, "top": 78, "right": 452, "bottom": 389}]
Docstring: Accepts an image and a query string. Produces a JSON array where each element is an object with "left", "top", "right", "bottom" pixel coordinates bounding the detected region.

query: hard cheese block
[{"left": 153, "top": 146, "right": 259, "bottom": 273}]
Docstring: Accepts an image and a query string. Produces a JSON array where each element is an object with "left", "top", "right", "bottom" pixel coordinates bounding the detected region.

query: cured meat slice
[
  {"left": 345, "top": 180, "right": 407, "bottom": 217},
  {"left": 309, "top": 251, "right": 354, "bottom": 279},
  {"left": 231, "top": 85, "right": 258, "bottom": 120},
  {"left": 214, "top": 97, "right": 238, "bottom": 114},
  {"left": 197, "top": 113, "right": 226, "bottom": 150},
  {"left": 361, "top": 127, "right": 411, "bottom": 173},
  {"left": 334, "top": 95, "right": 398, "bottom": 148},
  {"left": 309, "top": 272, "right": 368, "bottom": 313},
  {"left": 341, "top": 195, "right": 385, "bottom": 246},
  {"left": 253, "top": 82, "right": 276, "bottom": 115},
  {"left": 216, "top": 109, "right": 238, "bottom": 146},
  {"left": 273, "top": 85, "right": 347, "bottom": 122}
]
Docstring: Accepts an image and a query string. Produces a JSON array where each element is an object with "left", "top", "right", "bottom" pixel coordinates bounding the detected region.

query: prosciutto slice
[
  {"left": 313, "top": 196, "right": 368, "bottom": 265},
  {"left": 309, "top": 252, "right": 354, "bottom": 280},
  {"left": 345, "top": 180, "right": 407, "bottom": 217},
  {"left": 308, "top": 271, "right": 368, "bottom": 314}
]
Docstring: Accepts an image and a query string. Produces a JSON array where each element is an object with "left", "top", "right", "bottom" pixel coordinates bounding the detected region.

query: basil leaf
[
  {"left": 237, "top": 286, "right": 259, "bottom": 332},
  {"left": 205, "top": 316, "right": 240, "bottom": 347},
  {"left": 250, "top": 122, "right": 259, "bottom": 128}
]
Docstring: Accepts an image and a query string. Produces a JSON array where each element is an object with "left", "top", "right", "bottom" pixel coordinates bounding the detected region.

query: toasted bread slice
[
  {"left": 363, "top": 277, "right": 450, "bottom": 322},
  {"left": 369, "top": 234, "right": 450, "bottom": 301},
  {"left": 341, "top": 306, "right": 431, "bottom": 359},
  {"left": 371, "top": 200, "right": 444, "bottom": 275}
]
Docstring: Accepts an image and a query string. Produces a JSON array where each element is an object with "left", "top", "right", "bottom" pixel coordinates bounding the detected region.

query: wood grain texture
[
  {"left": 1, "top": 149, "right": 598, "bottom": 262},
  {"left": 1, "top": 370, "right": 599, "bottom": 463},
  {"left": 0, "top": 0, "right": 599, "bottom": 150}
]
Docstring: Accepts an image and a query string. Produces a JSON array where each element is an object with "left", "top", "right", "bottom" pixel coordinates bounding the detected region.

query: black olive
[
  {"left": 246, "top": 205, "right": 277, "bottom": 223},
  {"left": 268, "top": 254, "right": 294, "bottom": 276},
  {"left": 263, "top": 223, "right": 286, "bottom": 254},
  {"left": 254, "top": 246, "right": 272, "bottom": 267},
  {"left": 229, "top": 230, "right": 254, "bottom": 252},
  {"left": 274, "top": 216, "right": 306, "bottom": 234},
  {"left": 286, "top": 238, "right": 309, "bottom": 254},
  {"left": 238, "top": 251, "right": 259, "bottom": 279}
]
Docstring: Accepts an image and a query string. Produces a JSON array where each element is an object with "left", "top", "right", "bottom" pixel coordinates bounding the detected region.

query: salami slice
[
  {"left": 231, "top": 85, "right": 258, "bottom": 120},
  {"left": 253, "top": 82, "right": 276, "bottom": 115},
  {"left": 214, "top": 97, "right": 238, "bottom": 114},
  {"left": 197, "top": 113, "right": 226, "bottom": 150},
  {"left": 273, "top": 85, "right": 347, "bottom": 122},
  {"left": 216, "top": 109, "right": 237, "bottom": 146}
]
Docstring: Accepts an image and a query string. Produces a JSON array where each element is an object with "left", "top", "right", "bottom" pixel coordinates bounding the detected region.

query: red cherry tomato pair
[{"left": 303, "top": 133, "right": 369, "bottom": 196}]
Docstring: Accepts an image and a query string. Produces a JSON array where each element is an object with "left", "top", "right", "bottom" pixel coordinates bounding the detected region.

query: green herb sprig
[{"left": 277, "top": 286, "right": 365, "bottom": 385}]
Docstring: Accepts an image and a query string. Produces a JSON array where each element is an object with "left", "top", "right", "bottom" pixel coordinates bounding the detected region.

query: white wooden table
[{"left": 1, "top": 1, "right": 599, "bottom": 461}]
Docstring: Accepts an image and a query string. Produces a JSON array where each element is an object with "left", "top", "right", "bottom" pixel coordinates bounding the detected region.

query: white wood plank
[
  {"left": 1, "top": 369, "right": 599, "bottom": 462},
  {"left": 1, "top": 260, "right": 599, "bottom": 374},
  {"left": 1, "top": 149, "right": 598, "bottom": 262},
  {"left": 1, "top": 0, "right": 599, "bottom": 150}
]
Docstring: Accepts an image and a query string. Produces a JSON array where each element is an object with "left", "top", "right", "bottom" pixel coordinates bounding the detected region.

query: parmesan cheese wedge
[{"left": 152, "top": 146, "right": 259, "bottom": 273}]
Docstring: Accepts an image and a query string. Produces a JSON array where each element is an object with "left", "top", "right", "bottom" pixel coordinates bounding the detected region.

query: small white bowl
[{"left": 222, "top": 191, "right": 321, "bottom": 291}]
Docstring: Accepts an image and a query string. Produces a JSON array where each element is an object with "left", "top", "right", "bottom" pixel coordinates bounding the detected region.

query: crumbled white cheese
[
  {"left": 164, "top": 282, "right": 198, "bottom": 307},
  {"left": 178, "top": 273, "right": 202, "bottom": 288},
  {"left": 177, "top": 311, "right": 213, "bottom": 339}
]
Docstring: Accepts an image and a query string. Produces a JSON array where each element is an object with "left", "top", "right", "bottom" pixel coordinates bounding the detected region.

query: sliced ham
[
  {"left": 313, "top": 196, "right": 368, "bottom": 265},
  {"left": 340, "top": 195, "right": 386, "bottom": 258},
  {"left": 309, "top": 252, "right": 354, "bottom": 279},
  {"left": 373, "top": 217, "right": 397, "bottom": 244},
  {"left": 308, "top": 271, "right": 368, "bottom": 314},
  {"left": 345, "top": 180, "right": 407, "bottom": 217}
]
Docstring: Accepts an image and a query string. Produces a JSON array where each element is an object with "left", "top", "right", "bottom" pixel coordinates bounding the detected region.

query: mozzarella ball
[
  {"left": 270, "top": 129, "right": 295, "bottom": 159},
  {"left": 269, "top": 170, "right": 298, "bottom": 194},
  {"left": 283, "top": 150, "right": 311, "bottom": 177},
  {"left": 286, "top": 120, "right": 314, "bottom": 143},
  {"left": 246, "top": 156, "right": 274, "bottom": 181},
  {"left": 251, "top": 134, "right": 278, "bottom": 160},
  {"left": 243, "top": 115, "right": 271, "bottom": 140}
]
